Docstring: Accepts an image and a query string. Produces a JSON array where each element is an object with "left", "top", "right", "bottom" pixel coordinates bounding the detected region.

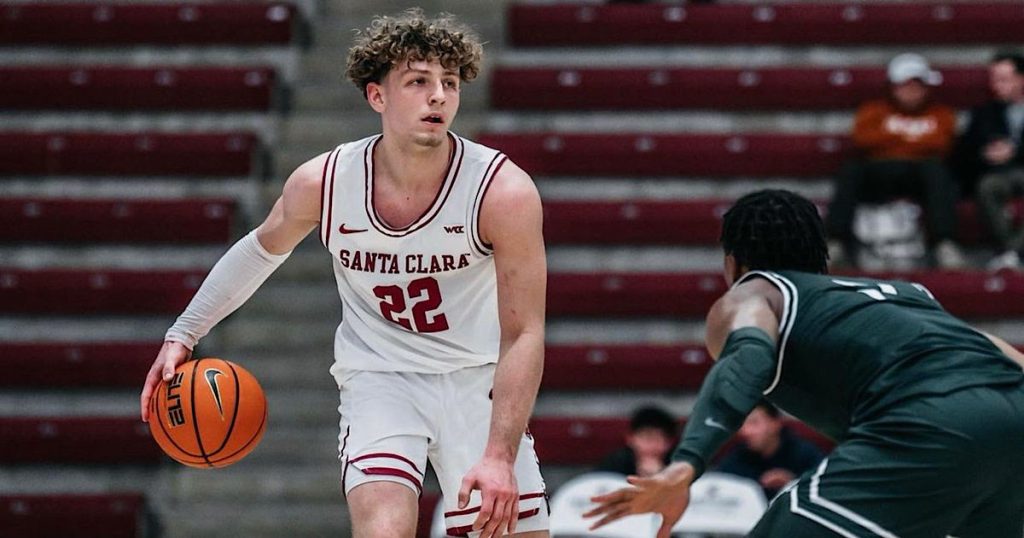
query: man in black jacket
[{"left": 954, "top": 52, "right": 1024, "bottom": 270}]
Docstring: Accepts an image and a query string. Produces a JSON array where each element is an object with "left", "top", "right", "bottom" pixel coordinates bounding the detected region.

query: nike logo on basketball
[
  {"left": 204, "top": 369, "right": 226, "bottom": 419},
  {"left": 338, "top": 224, "right": 367, "bottom": 234},
  {"left": 704, "top": 417, "right": 729, "bottom": 431},
  {"left": 444, "top": 225, "right": 465, "bottom": 234}
]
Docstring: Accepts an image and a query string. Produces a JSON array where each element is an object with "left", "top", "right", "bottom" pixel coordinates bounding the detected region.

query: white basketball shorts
[{"left": 336, "top": 363, "right": 549, "bottom": 536}]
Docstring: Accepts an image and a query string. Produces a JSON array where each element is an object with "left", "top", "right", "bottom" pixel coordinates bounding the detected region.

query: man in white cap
[{"left": 826, "top": 53, "right": 967, "bottom": 269}]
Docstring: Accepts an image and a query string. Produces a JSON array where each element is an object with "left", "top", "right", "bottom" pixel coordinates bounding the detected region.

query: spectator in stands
[
  {"left": 596, "top": 406, "right": 678, "bottom": 477},
  {"left": 714, "top": 401, "right": 824, "bottom": 499},
  {"left": 953, "top": 52, "right": 1024, "bottom": 271},
  {"left": 826, "top": 53, "right": 966, "bottom": 269}
]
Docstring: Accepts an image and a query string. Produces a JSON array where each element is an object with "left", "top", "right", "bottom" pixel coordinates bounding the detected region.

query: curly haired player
[{"left": 141, "top": 10, "right": 548, "bottom": 538}]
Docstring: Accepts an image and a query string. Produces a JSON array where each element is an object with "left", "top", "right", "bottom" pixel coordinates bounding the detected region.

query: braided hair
[{"left": 720, "top": 189, "right": 829, "bottom": 274}]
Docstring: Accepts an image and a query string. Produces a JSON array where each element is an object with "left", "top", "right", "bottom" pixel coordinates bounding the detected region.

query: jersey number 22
[{"left": 373, "top": 277, "right": 449, "bottom": 333}]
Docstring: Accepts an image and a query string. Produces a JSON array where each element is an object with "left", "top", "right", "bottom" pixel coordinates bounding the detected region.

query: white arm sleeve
[{"left": 165, "top": 230, "right": 291, "bottom": 350}]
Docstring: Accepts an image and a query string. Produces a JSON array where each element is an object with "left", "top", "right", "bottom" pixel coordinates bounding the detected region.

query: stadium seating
[
  {"left": 0, "top": 67, "right": 280, "bottom": 112},
  {"left": 0, "top": 132, "right": 259, "bottom": 177},
  {"left": 0, "top": 2, "right": 300, "bottom": 46},
  {"left": 547, "top": 271, "right": 1024, "bottom": 318},
  {"left": 529, "top": 416, "right": 833, "bottom": 465},
  {"left": 0, "top": 493, "right": 149, "bottom": 538},
  {"left": 0, "top": 417, "right": 162, "bottom": 464},
  {"left": 0, "top": 342, "right": 159, "bottom": 388},
  {"left": 492, "top": 66, "right": 988, "bottom": 111},
  {"left": 0, "top": 198, "right": 235, "bottom": 244},
  {"left": 543, "top": 344, "right": 711, "bottom": 390},
  {"left": 0, "top": 268, "right": 204, "bottom": 314},
  {"left": 507, "top": 3, "right": 1024, "bottom": 47},
  {"left": 542, "top": 199, "right": 1023, "bottom": 246},
  {"left": 478, "top": 133, "right": 850, "bottom": 177}
]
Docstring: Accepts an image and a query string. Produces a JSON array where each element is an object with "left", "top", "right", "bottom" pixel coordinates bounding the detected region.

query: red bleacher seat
[
  {"left": 0, "top": 493, "right": 148, "bottom": 538},
  {"left": 416, "top": 493, "right": 441, "bottom": 538},
  {"left": 0, "top": 132, "right": 258, "bottom": 177},
  {"left": 547, "top": 271, "right": 1024, "bottom": 319},
  {"left": 529, "top": 416, "right": 834, "bottom": 465},
  {"left": 508, "top": 3, "right": 1024, "bottom": 47},
  {"left": 0, "top": 198, "right": 235, "bottom": 244},
  {"left": 0, "top": 67, "right": 279, "bottom": 112},
  {"left": 0, "top": 2, "right": 298, "bottom": 46},
  {"left": 542, "top": 199, "right": 1022, "bottom": 246},
  {"left": 543, "top": 344, "right": 711, "bottom": 390},
  {"left": 0, "top": 342, "right": 159, "bottom": 388},
  {"left": 0, "top": 268, "right": 204, "bottom": 314},
  {"left": 492, "top": 66, "right": 988, "bottom": 111},
  {"left": 0, "top": 417, "right": 161, "bottom": 464},
  {"left": 479, "top": 133, "right": 849, "bottom": 177}
]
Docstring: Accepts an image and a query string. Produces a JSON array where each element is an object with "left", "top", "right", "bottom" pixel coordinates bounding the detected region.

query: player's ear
[
  {"left": 366, "top": 82, "right": 385, "bottom": 112},
  {"left": 723, "top": 254, "right": 739, "bottom": 286}
]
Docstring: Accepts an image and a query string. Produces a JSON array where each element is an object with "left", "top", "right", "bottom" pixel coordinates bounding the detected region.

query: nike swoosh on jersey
[
  {"left": 204, "top": 368, "right": 226, "bottom": 419},
  {"left": 704, "top": 417, "right": 730, "bottom": 431},
  {"left": 338, "top": 224, "right": 368, "bottom": 234}
]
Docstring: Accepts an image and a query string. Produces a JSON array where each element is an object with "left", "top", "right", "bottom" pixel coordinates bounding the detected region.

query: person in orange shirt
[{"left": 826, "top": 53, "right": 967, "bottom": 269}]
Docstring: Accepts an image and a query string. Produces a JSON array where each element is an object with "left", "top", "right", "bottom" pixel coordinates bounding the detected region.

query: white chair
[
  {"left": 672, "top": 472, "right": 767, "bottom": 537},
  {"left": 548, "top": 472, "right": 660, "bottom": 537}
]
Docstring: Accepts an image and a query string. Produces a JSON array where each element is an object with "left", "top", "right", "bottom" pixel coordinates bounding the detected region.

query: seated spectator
[
  {"left": 596, "top": 405, "right": 678, "bottom": 477},
  {"left": 953, "top": 52, "right": 1024, "bottom": 270},
  {"left": 827, "top": 53, "right": 967, "bottom": 269},
  {"left": 715, "top": 401, "right": 824, "bottom": 499}
]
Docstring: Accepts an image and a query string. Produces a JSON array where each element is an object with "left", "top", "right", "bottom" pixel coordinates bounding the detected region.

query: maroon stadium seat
[
  {"left": 0, "top": 342, "right": 159, "bottom": 388},
  {"left": 478, "top": 133, "right": 850, "bottom": 177},
  {"left": 543, "top": 344, "right": 711, "bottom": 390},
  {"left": 542, "top": 199, "right": 1023, "bottom": 246},
  {"left": 0, "top": 493, "right": 148, "bottom": 538},
  {"left": 508, "top": 3, "right": 1024, "bottom": 47},
  {"left": 0, "top": 67, "right": 279, "bottom": 112},
  {"left": 529, "top": 416, "right": 833, "bottom": 465},
  {"left": 0, "top": 132, "right": 258, "bottom": 177},
  {"left": 416, "top": 493, "right": 442, "bottom": 538},
  {"left": 0, "top": 268, "right": 204, "bottom": 315},
  {"left": 0, "top": 417, "right": 162, "bottom": 464},
  {"left": 0, "top": 198, "right": 235, "bottom": 244},
  {"left": 0, "top": 2, "right": 299, "bottom": 46},
  {"left": 547, "top": 271, "right": 1024, "bottom": 319},
  {"left": 492, "top": 66, "right": 988, "bottom": 111}
]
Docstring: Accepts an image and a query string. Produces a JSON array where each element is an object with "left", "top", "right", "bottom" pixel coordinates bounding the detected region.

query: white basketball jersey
[{"left": 320, "top": 133, "right": 506, "bottom": 375}]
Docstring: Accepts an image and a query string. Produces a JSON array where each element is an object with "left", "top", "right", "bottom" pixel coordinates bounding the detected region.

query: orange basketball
[{"left": 148, "top": 358, "right": 267, "bottom": 468}]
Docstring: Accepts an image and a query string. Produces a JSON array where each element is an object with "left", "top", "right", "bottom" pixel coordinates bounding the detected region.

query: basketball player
[
  {"left": 585, "top": 190, "right": 1024, "bottom": 537},
  {"left": 140, "top": 10, "right": 549, "bottom": 538}
]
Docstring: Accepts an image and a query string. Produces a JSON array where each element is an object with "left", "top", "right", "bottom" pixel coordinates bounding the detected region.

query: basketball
[{"left": 148, "top": 358, "right": 267, "bottom": 468}]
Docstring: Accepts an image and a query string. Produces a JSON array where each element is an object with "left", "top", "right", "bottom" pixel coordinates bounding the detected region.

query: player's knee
[{"left": 355, "top": 517, "right": 416, "bottom": 538}]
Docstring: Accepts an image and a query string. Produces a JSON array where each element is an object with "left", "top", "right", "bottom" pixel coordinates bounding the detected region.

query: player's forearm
[
  {"left": 484, "top": 330, "right": 544, "bottom": 463},
  {"left": 165, "top": 231, "right": 290, "bottom": 349},
  {"left": 672, "top": 327, "right": 777, "bottom": 478}
]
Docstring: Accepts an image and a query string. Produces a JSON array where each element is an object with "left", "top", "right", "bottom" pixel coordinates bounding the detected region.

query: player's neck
[{"left": 375, "top": 132, "right": 452, "bottom": 192}]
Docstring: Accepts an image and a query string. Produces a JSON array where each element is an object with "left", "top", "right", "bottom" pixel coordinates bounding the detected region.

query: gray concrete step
[
  {"left": 497, "top": 45, "right": 998, "bottom": 69},
  {"left": 485, "top": 110, "right": 855, "bottom": 135},
  {"left": 159, "top": 500, "right": 350, "bottom": 538}
]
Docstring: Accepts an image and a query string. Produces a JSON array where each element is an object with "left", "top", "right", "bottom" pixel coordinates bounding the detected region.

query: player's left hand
[
  {"left": 458, "top": 457, "right": 519, "bottom": 538},
  {"left": 584, "top": 461, "right": 695, "bottom": 538}
]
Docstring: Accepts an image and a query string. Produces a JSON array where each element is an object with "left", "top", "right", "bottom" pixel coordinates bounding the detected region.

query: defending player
[
  {"left": 586, "top": 190, "right": 1024, "bottom": 537},
  {"left": 140, "top": 10, "right": 549, "bottom": 538}
]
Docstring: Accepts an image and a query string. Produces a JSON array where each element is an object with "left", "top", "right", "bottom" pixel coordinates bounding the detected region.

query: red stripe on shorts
[{"left": 445, "top": 507, "right": 541, "bottom": 536}]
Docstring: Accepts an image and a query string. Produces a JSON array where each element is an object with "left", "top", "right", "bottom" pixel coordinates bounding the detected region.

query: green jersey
[{"left": 738, "top": 270, "right": 1024, "bottom": 441}]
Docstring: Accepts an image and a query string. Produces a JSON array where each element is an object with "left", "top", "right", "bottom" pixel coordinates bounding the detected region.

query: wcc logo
[{"left": 444, "top": 225, "right": 465, "bottom": 234}]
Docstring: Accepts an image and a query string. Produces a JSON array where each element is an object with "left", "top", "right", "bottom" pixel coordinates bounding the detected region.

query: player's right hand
[
  {"left": 140, "top": 341, "right": 191, "bottom": 422},
  {"left": 584, "top": 461, "right": 695, "bottom": 538}
]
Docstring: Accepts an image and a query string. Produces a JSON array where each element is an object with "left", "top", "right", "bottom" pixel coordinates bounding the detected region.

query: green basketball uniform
[{"left": 739, "top": 270, "right": 1024, "bottom": 538}]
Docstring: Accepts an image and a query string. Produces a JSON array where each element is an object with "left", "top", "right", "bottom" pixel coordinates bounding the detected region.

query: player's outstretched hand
[
  {"left": 140, "top": 341, "right": 191, "bottom": 422},
  {"left": 457, "top": 457, "right": 520, "bottom": 538},
  {"left": 583, "top": 461, "right": 696, "bottom": 538}
]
